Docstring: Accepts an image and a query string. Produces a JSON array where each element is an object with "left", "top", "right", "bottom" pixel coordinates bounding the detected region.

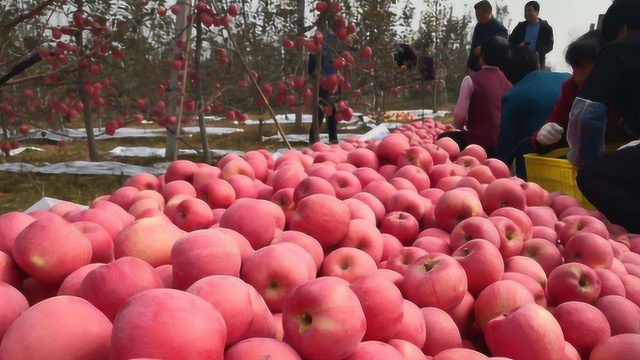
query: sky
[{"left": 422, "top": 0, "right": 614, "bottom": 72}]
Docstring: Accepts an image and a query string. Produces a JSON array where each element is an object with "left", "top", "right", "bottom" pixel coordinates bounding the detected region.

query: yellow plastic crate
[{"left": 523, "top": 147, "right": 594, "bottom": 209}]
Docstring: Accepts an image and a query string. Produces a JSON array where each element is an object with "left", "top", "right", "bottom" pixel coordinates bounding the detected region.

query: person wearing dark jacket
[
  {"left": 508, "top": 1, "right": 554, "bottom": 69},
  {"left": 531, "top": 31, "right": 633, "bottom": 154},
  {"left": 563, "top": 0, "right": 640, "bottom": 234},
  {"left": 467, "top": 1, "right": 509, "bottom": 73},
  {"left": 308, "top": 33, "right": 342, "bottom": 144}
]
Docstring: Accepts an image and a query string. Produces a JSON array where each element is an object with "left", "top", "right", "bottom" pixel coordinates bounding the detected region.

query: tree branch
[{"left": 0, "top": 0, "right": 58, "bottom": 31}]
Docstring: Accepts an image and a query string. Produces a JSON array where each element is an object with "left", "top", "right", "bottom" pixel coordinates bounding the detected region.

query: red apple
[
  {"left": 0, "top": 296, "right": 111, "bottom": 359},
  {"left": 432, "top": 348, "right": 488, "bottom": 360},
  {"left": 78, "top": 256, "right": 164, "bottom": 321},
  {"left": 420, "top": 307, "right": 462, "bottom": 356},
  {"left": 187, "top": 275, "right": 254, "bottom": 346},
  {"left": 282, "top": 277, "right": 366, "bottom": 360},
  {"left": 474, "top": 279, "right": 535, "bottom": 331},
  {"left": 525, "top": 205, "right": 558, "bottom": 228},
  {"left": 485, "top": 303, "right": 565, "bottom": 360},
  {"left": 449, "top": 216, "right": 501, "bottom": 250},
  {"left": 343, "top": 341, "right": 404, "bottom": 360},
  {"left": 225, "top": 337, "right": 301, "bottom": 360},
  {"left": 403, "top": 253, "right": 468, "bottom": 311},
  {"left": 114, "top": 216, "right": 185, "bottom": 267},
  {"left": 289, "top": 194, "right": 351, "bottom": 248},
  {"left": 557, "top": 214, "right": 609, "bottom": 246},
  {"left": 242, "top": 243, "right": 315, "bottom": 312},
  {"left": 452, "top": 239, "right": 505, "bottom": 297},
  {"left": 110, "top": 289, "right": 226, "bottom": 360},
  {"left": 328, "top": 170, "right": 362, "bottom": 200},
  {"left": 0, "top": 251, "right": 26, "bottom": 289},
  {"left": 321, "top": 247, "right": 378, "bottom": 283},
  {"left": 387, "top": 339, "right": 429, "bottom": 360},
  {"left": 551, "top": 301, "right": 611, "bottom": 359},
  {"left": 379, "top": 211, "right": 420, "bottom": 246},
  {"left": 563, "top": 232, "right": 614, "bottom": 269},
  {"left": 392, "top": 299, "right": 427, "bottom": 349},
  {"left": 171, "top": 229, "right": 242, "bottom": 290},
  {"left": 482, "top": 178, "right": 526, "bottom": 214},
  {"left": 546, "top": 262, "right": 602, "bottom": 305},
  {"left": 433, "top": 188, "right": 483, "bottom": 233},
  {"left": 219, "top": 198, "right": 283, "bottom": 250},
  {"left": 504, "top": 255, "right": 547, "bottom": 288},
  {"left": 520, "top": 238, "right": 563, "bottom": 276},
  {"left": 57, "top": 263, "right": 105, "bottom": 296},
  {"left": 595, "top": 268, "right": 627, "bottom": 297},
  {"left": 501, "top": 271, "right": 547, "bottom": 306},
  {"left": 12, "top": 216, "right": 92, "bottom": 285},
  {"left": 123, "top": 173, "right": 161, "bottom": 191},
  {"left": 590, "top": 334, "right": 640, "bottom": 360},
  {"left": 350, "top": 275, "right": 404, "bottom": 342},
  {"left": 595, "top": 295, "right": 640, "bottom": 335},
  {"left": 0, "top": 282, "right": 29, "bottom": 342}
]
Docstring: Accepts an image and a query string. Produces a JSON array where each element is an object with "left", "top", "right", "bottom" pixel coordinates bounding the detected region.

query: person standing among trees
[
  {"left": 466, "top": 0, "right": 509, "bottom": 73},
  {"left": 308, "top": 32, "right": 343, "bottom": 144},
  {"left": 508, "top": 1, "right": 554, "bottom": 69}
]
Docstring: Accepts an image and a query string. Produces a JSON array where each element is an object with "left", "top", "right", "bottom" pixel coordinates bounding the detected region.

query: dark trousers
[
  {"left": 436, "top": 130, "right": 495, "bottom": 158},
  {"left": 576, "top": 145, "right": 640, "bottom": 234},
  {"left": 309, "top": 88, "right": 338, "bottom": 144}
]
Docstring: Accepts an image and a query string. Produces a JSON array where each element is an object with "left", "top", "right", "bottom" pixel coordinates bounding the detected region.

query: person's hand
[{"left": 536, "top": 123, "right": 564, "bottom": 145}]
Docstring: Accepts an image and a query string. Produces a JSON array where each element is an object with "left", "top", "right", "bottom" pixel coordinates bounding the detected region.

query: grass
[{"left": 0, "top": 100, "right": 454, "bottom": 214}]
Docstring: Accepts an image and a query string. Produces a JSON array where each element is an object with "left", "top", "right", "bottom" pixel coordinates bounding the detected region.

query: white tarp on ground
[
  {"left": 1, "top": 109, "right": 446, "bottom": 176},
  {"left": 0, "top": 161, "right": 169, "bottom": 176},
  {"left": 261, "top": 133, "right": 361, "bottom": 143},
  {"left": 108, "top": 146, "right": 245, "bottom": 158},
  {"left": 216, "top": 109, "right": 448, "bottom": 125},
  {"left": 24, "top": 196, "right": 89, "bottom": 212},
  {"left": 22, "top": 126, "right": 244, "bottom": 142}
]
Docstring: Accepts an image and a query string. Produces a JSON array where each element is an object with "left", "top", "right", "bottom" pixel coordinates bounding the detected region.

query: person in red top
[
  {"left": 438, "top": 36, "right": 512, "bottom": 156},
  {"left": 532, "top": 30, "right": 633, "bottom": 153}
]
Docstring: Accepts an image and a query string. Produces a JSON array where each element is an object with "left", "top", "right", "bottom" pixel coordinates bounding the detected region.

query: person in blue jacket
[
  {"left": 467, "top": 1, "right": 509, "bottom": 73},
  {"left": 495, "top": 45, "right": 570, "bottom": 180}
]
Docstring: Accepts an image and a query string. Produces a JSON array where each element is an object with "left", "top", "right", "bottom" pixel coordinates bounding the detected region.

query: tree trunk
[
  {"left": 166, "top": 0, "right": 189, "bottom": 161},
  {"left": 75, "top": 0, "right": 99, "bottom": 161},
  {"left": 310, "top": 40, "right": 322, "bottom": 144},
  {"left": 194, "top": 21, "right": 210, "bottom": 163},
  {"left": 294, "top": 0, "right": 306, "bottom": 132}
]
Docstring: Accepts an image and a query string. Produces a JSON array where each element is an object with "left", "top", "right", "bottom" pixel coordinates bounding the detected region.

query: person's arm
[
  {"left": 508, "top": 23, "right": 522, "bottom": 48},
  {"left": 537, "top": 22, "right": 554, "bottom": 55},
  {"left": 453, "top": 76, "right": 474, "bottom": 129},
  {"left": 495, "top": 94, "right": 523, "bottom": 167},
  {"left": 498, "top": 22, "right": 509, "bottom": 39},
  {"left": 467, "top": 27, "right": 479, "bottom": 70},
  {"left": 531, "top": 79, "right": 577, "bottom": 153}
]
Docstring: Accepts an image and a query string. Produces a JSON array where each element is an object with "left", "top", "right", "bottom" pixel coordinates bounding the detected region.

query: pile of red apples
[{"left": 1, "top": 117, "right": 639, "bottom": 360}]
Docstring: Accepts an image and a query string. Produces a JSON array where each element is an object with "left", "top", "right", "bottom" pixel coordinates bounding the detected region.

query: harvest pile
[{"left": 0, "top": 118, "right": 639, "bottom": 360}]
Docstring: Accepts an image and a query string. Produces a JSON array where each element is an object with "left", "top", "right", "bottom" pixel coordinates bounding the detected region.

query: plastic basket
[{"left": 523, "top": 148, "right": 594, "bottom": 209}]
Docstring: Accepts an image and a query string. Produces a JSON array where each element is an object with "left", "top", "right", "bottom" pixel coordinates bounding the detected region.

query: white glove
[{"left": 536, "top": 123, "right": 564, "bottom": 145}]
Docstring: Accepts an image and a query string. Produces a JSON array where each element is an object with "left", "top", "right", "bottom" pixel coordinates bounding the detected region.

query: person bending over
[{"left": 564, "top": 0, "right": 640, "bottom": 234}]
